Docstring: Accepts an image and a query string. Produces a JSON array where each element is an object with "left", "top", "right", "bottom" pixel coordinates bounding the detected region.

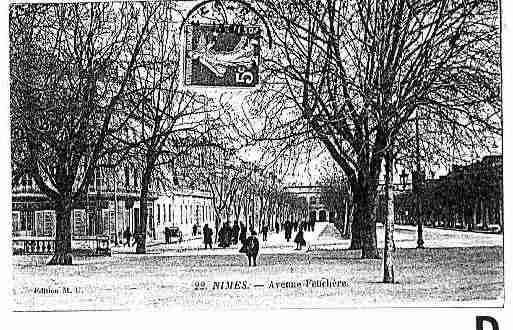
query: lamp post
[
  {"left": 399, "top": 169, "right": 408, "bottom": 226},
  {"left": 114, "top": 173, "right": 118, "bottom": 246},
  {"left": 415, "top": 108, "right": 424, "bottom": 249}
]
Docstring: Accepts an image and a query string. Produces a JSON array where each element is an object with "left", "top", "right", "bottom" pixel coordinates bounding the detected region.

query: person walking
[
  {"left": 164, "top": 227, "right": 170, "bottom": 244},
  {"left": 232, "top": 221, "right": 240, "bottom": 245},
  {"left": 274, "top": 220, "right": 280, "bottom": 234},
  {"left": 123, "top": 227, "right": 131, "bottom": 247},
  {"left": 239, "top": 222, "right": 247, "bottom": 246},
  {"left": 203, "top": 224, "right": 213, "bottom": 249},
  {"left": 262, "top": 224, "right": 268, "bottom": 242},
  {"left": 192, "top": 223, "right": 198, "bottom": 236},
  {"left": 294, "top": 224, "right": 306, "bottom": 250},
  {"left": 284, "top": 219, "right": 292, "bottom": 242},
  {"left": 241, "top": 229, "right": 259, "bottom": 266}
]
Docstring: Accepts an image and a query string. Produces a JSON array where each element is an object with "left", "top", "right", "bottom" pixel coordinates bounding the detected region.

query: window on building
[
  {"left": 22, "top": 175, "right": 32, "bottom": 190},
  {"left": 100, "top": 209, "right": 111, "bottom": 235},
  {"left": 43, "top": 210, "right": 55, "bottom": 237},
  {"left": 12, "top": 211, "right": 20, "bottom": 233},
  {"left": 95, "top": 169, "right": 104, "bottom": 192},
  {"left": 35, "top": 211, "right": 43, "bottom": 236},
  {"left": 26, "top": 211, "right": 34, "bottom": 232},
  {"left": 73, "top": 209, "right": 87, "bottom": 236},
  {"left": 157, "top": 204, "right": 161, "bottom": 225},
  {"left": 19, "top": 211, "right": 27, "bottom": 231}
]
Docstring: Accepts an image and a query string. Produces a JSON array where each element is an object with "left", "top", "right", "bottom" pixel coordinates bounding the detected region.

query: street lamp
[{"left": 415, "top": 108, "right": 424, "bottom": 249}]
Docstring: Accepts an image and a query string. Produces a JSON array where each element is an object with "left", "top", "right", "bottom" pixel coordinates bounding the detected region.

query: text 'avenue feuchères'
[{"left": 268, "top": 278, "right": 348, "bottom": 289}]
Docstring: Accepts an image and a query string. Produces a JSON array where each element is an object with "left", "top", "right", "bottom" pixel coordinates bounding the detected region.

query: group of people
[
  {"left": 120, "top": 218, "right": 310, "bottom": 251},
  {"left": 201, "top": 221, "right": 251, "bottom": 250},
  {"left": 202, "top": 219, "right": 309, "bottom": 251},
  {"left": 274, "top": 219, "right": 316, "bottom": 234},
  {"left": 202, "top": 221, "right": 259, "bottom": 266},
  {"left": 281, "top": 220, "right": 307, "bottom": 250},
  {"left": 216, "top": 221, "right": 249, "bottom": 248}
]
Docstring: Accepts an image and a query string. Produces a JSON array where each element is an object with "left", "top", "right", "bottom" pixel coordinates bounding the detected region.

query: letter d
[{"left": 476, "top": 316, "right": 499, "bottom": 330}]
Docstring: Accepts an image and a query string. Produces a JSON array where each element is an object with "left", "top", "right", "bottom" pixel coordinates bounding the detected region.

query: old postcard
[{"left": 8, "top": 0, "right": 505, "bottom": 318}]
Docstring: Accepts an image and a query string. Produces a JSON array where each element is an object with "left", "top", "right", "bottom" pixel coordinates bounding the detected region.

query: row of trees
[
  {"left": 188, "top": 147, "right": 308, "bottom": 242},
  {"left": 10, "top": 0, "right": 501, "bottom": 274},
  {"left": 243, "top": 0, "right": 500, "bottom": 267},
  {"left": 9, "top": 1, "right": 311, "bottom": 263},
  {"left": 10, "top": 2, "right": 230, "bottom": 264}
]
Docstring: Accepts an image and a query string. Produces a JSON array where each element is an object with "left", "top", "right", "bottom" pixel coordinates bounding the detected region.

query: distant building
[
  {"left": 284, "top": 185, "right": 333, "bottom": 222},
  {"left": 11, "top": 165, "right": 215, "bottom": 244},
  {"left": 385, "top": 155, "right": 503, "bottom": 232}
]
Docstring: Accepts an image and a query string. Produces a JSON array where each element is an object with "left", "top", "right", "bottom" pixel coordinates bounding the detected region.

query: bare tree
[
  {"left": 10, "top": 2, "right": 159, "bottom": 265},
  {"left": 117, "top": 3, "right": 215, "bottom": 254},
  {"left": 250, "top": 0, "right": 500, "bottom": 258}
]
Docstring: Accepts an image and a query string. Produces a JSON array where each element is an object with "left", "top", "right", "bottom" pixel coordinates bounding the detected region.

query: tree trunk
[
  {"left": 47, "top": 197, "right": 73, "bottom": 265},
  {"left": 349, "top": 213, "right": 362, "bottom": 249},
  {"left": 361, "top": 208, "right": 379, "bottom": 259},
  {"left": 350, "top": 184, "right": 380, "bottom": 259},
  {"left": 383, "top": 151, "right": 395, "bottom": 283},
  {"left": 136, "top": 169, "right": 151, "bottom": 254}
]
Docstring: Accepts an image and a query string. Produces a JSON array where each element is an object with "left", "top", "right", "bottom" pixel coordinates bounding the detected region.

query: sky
[{"left": 175, "top": 0, "right": 501, "bottom": 185}]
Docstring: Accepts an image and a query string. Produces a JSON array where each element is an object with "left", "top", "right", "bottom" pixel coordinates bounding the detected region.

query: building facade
[
  {"left": 284, "top": 185, "right": 334, "bottom": 222},
  {"left": 384, "top": 155, "right": 503, "bottom": 232},
  {"left": 12, "top": 165, "right": 215, "bottom": 244}
]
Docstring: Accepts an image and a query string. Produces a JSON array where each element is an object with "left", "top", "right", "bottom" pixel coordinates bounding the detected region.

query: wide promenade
[{"left": 12, "top": 224, "right": 503, "bottom": 311}]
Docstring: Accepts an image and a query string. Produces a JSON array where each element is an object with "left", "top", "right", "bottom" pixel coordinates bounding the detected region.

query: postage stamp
[
  {"left": 7, "top": 0, "right": 506, "bottom": 322},
  {"left": 184, "top": 23, "right": 261, "bottom": 87}
]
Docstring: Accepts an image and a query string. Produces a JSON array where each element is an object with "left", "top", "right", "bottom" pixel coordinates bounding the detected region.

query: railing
[
  {"left": 13, "top": 237, "right": 55, "bottom": 255},
  {"left": 73, "top": 235, "right": 111, "bottom": 256},
  {"left": 11, "top": 186, "right": 45, "bottom": 194},
  {"left": 12, "top": 236, "right": 111, "bottom": 256}
]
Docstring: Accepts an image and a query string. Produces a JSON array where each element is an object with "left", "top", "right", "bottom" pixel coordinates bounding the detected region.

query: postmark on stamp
[{"left": 184, "top": 23, "right": 261, "bottom": 87}]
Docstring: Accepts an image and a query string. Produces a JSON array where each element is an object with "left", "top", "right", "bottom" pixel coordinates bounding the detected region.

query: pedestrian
[
  {"left": 293, "top": 221, "right": 298, "bottom": 232},
  {"left": 239, "top": 222, "right": 247, "bottom": 246},
  {"left": 164, "top": 227, "right": 170, "bottom": 244},
  {"left": 123, "top": 227, "right": 131, "bottom": 247},
  {"left": 232, "top": 221, "right": 240, "bottom": 245},
  {"left": 262, "top": 223, "right": 268, "bottom": 241},
  {"left": 203, "top": 224, "right": 213, "bottom": 249},
  {"left": 275, "top": 220, "right": 279, "bottom": 234},
  {"left": 311, "top": 219, "right": 316, "bottom": 231},
  {"left": 218, "top": 226, "right": 226, "bottom": 248},
  {"left": 240, "top": 229, "right": 259, "bottom": 266},
  {"left": 284, "top": 219, "right": 292, "bottom": 242},
  {"left": 218, "top": 222, "right": 231, "bottom": 248},
  {"left": 294, "top": 224, "right": 306, "bottom": 250},
  {"left": 192, "top": 223, "right": 198, "bottom": 236}
]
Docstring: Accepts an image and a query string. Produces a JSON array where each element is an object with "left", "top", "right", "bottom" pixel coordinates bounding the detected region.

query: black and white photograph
[{"left": 6, "top": 0, "right": 507, "bottom": 319}]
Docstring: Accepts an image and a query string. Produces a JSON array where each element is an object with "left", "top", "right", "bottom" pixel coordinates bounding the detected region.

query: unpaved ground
[{"left": 12, "top": 245, "right": 503, "bottom": 311}]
